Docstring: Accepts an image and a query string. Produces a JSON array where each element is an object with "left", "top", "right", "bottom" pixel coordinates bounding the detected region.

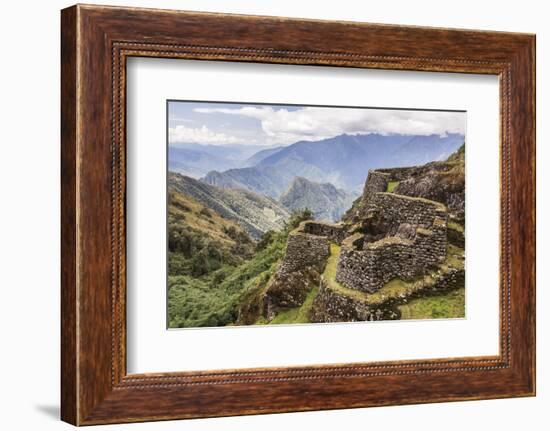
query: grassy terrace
[
  {"left": 322, "top": 242, "right": 464, "bottom": 308},
  {"left": 387, "top": 180, "right": 400, "bottom": 193}
]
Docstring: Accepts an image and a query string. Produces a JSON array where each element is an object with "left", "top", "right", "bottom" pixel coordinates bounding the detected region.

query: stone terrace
[{"left": 335, "top": 169, "right": 448, "bottom": 293}]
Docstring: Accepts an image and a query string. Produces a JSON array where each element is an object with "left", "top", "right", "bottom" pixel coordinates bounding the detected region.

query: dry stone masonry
[
  {"left": 337, "top": 190, "right": 448, "bottom": 293},
  {"left": 262, "top": 164, "right": 463, "bottom": 322},
  {"left": 262, "top": 221, "right": 330, "bottom": 318},
  {"left": 277, "top": 224, "right": 330, "bottom": 274},
  {"left": 310, "top": 262, "right": 464, "bottom": 323},
  {"left": 301, "top": 220, "right": 347, "bottom": 244}
]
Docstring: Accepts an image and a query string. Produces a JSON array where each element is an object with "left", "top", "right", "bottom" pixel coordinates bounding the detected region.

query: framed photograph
[{"left": 61, "top": 4, "right": 536, "bottom": 425}]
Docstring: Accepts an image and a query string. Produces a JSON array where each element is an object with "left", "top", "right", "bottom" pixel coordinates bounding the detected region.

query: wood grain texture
[
  {"left": 60, "top": 4, "right": 536, "bottom": 426},
  {"left": 60, "top": 5, "right": 78, "bottom": 425}
]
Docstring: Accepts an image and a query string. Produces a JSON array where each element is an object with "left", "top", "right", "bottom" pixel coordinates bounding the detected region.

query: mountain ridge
[
  {"left": 199, "top": 132, "right": 464, "bottom": 196},
  {"left": 168, "top": 172, "right": 290, "bottom": 239}
]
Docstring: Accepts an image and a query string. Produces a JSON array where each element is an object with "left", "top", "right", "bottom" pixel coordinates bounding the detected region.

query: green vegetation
[
  {"left": 256, "top": 286, "right": 319, "bottom": 325},
  {"left": 398, "top": 287, "right": 465, "bottom": 319},
  {"left": 387, "top": 180, "right": 400, "bottom": 193},
  {"left": 446, "top": 143, "right": 465, "bottom": 164},
  {"left": 168, "top": 206, "right": 314, "bottom": 328},
  {"left": 447, "top": 220, "right": 465, "bottom": 248},
  {"left": 448, "top": 220, "right": 464, "bottom": 233},
  {"left": 168, "top": 229, "right": 286, "bottom": 328},
  {"left": 168, "top": 190, "right": 255, "bottom": 277}
]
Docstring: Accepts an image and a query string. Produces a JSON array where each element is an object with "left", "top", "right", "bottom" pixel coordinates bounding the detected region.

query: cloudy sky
[{"left": 168, "top": 101, "right": 465, "bottom": 147}]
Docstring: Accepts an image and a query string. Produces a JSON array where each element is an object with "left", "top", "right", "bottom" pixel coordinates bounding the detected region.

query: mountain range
[
  {"left": 200, "top": 133, "right": 464, "bottom": 195},
  {"left": 202, "top": 165, "right": 293, "bottom": 199},
  {"left": 168, "top": 143, "right": 281, "bottom": 178},
  {"left": 169, "top": 132, "right": 464, "bottom": 230}
]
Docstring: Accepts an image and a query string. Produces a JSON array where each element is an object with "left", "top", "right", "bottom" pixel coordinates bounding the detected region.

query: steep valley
[{"left": 167, "top": 144, "right": 466, "bottom": 328}]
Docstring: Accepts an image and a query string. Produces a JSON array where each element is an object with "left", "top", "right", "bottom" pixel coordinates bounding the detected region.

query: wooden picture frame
[{"left": 61, "top": 4, "right": 536, "bottom": 425}]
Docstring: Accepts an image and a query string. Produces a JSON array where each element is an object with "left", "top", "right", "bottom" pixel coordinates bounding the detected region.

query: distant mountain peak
[{"left": 279, "top": 176, "right": 356, "bottom": 223}]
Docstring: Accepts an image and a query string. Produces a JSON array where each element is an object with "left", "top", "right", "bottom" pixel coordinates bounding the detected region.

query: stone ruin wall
[
  {"left": 367, "top": 192, "right": 448, "bottom": 230},
  {"left": 262, "top": 222, "right": 330, "bottom": 318},
  {"left": 375, "top": 162, "right": 452, "bottom": 181},
  {"left": 277, "top": 224, "right": 330, "bottom": 275},
  {"left": 374, "top": 163, "right": 465, "bottom": 220},
  {"left": 336, "top": 193, "right": 448, "bottom": 293},
  {"left": 309, "top": 278, "right": 394, "bottom": 323},
  {"left": 301, "top": 220, "right": 347, "bottom": 244},
  {"left": 311, "top": 264, "right": 464, "bottom": 323},
  {"left": 361, "top": 171, "right": 391, "bottom": 205},
  {"left": 360, "top": 164, "right": 456, "bottom": 209}
]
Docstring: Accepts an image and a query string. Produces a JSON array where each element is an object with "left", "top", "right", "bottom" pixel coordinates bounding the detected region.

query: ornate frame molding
[{"left": 61, "top": 5, "right": 535, "bottom": 425}]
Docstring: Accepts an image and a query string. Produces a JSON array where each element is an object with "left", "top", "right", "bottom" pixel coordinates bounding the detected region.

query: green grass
[
  {"left": 398, "top": 287, "right": 465, "bottom": 319},
  {"left": 445, "top": 243, "right": 465, "bottom": 269},
  {"left": 258, "top": 286, "right": 319, "bottom": 325},
  {"left": 448, "top": 220, "right": 465, "bottom": 233},
  {"left": 387, "top": 180, "right": 400, "bottom": 193}
]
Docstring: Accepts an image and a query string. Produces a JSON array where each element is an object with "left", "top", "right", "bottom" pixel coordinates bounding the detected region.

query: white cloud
[
  {"left": 169, "top": 124, "right": 240, "bottom": 145},
  {"left": 193, "top": 106, "right": 465, "bottom": 146}
]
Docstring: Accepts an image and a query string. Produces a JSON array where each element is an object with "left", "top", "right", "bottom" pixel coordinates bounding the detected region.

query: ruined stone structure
[
  {"left": 262, "top": 221, "right": 330, "bottom": 318},
  {"left": 301, "top": 220, "right": 347, "bottom": 244},
  {"left": 277, "top": 222, "right": 331, "bottom": 274},
  {"left": 309, "top": 278, "right": 393, "bottom": 322},
  {"left": 336, "top": 191, "right": 448, "bottom": 293},
  {"left": 361, "top": 170, "right": 392, "bottom": 201},
  {"left": 262, "top": 165, "right": 461, "bottom": 322},
  {"left": 310, "top": 263, "right": 464, "bottom": 323},
  {"left": 373, "top": 163, "right": 465, "bottom": 220}
]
